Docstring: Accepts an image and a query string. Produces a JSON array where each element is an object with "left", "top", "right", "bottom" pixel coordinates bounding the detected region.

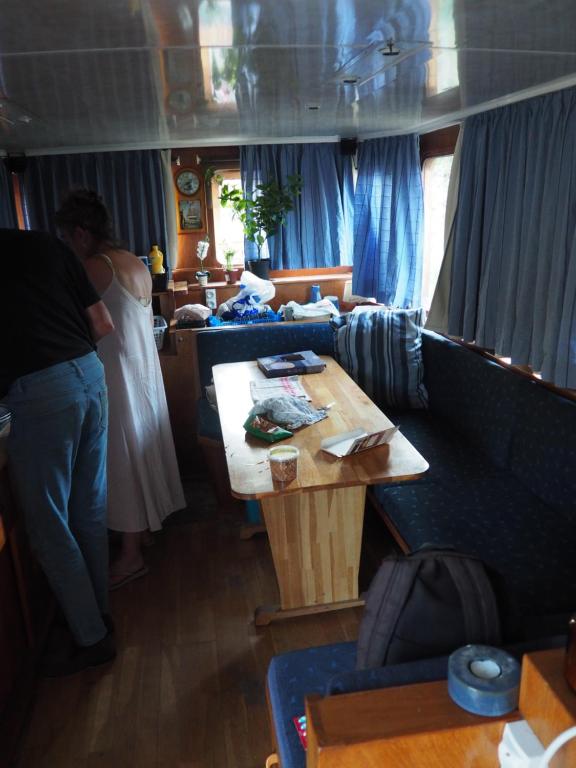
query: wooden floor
[{"left": 16, "top": 470, "right": 393, "bottom": 768}]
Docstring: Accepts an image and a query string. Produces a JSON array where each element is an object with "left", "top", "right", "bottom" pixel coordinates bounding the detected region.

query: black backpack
[{"left": 356, "top": 548, "right": 502, "bottom": 669}]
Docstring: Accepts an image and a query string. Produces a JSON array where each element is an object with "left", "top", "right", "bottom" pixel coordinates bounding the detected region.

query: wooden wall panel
[
  {"left": 172, "top": 147, "right": 240, "bottom": 273},
  {"left": 172, "top": 273, "right": 352, "bottom": 312}
]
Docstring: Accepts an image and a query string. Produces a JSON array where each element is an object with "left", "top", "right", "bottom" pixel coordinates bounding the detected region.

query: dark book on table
[{"left": 256, "top": 350, "right": 326, "bottom": 378}]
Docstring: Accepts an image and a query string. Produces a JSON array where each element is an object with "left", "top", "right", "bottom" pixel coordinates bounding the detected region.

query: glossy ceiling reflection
[{"left": 1, "top": 0, "right": 576, "bottom": 154}]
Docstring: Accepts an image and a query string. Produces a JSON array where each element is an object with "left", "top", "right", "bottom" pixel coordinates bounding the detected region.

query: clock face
[
  {"left": 168, "top": 89, "right": 192, "bottom": 115},
  {"left": 176, "top": 169, "right": 200, "bottom": 196}
]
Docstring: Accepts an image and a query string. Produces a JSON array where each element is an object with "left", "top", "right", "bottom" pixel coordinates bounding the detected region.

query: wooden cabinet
[{"left": 0, "top": 466, "right": 53, "bottom": 767}]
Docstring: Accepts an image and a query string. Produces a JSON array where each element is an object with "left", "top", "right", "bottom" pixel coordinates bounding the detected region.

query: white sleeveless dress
[{"left": 96, "top": 254, "right": 185, "bottom": 532}]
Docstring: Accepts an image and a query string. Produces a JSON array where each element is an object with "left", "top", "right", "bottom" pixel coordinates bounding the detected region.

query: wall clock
[
  {"left": 175, "top": 168, "right": 200, "bottom": 197},
  {"left": 167, "top": 88, "right": 192, "bottom": 115}
]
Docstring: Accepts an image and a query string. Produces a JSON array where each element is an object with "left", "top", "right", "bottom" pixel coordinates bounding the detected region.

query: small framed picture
[{"left": 178, "top": 199, "right": 203, "bottom": 231}]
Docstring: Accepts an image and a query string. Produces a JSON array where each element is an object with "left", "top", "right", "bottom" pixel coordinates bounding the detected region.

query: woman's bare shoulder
[
  {"left": 110, "top": 248, "right": 148, "bottom": 272},
  {"left": 108, "top": 249, "right": 152, "bottom": 295},
  {"left": 85, "top": 255, "right": 113, "bottom": 295}
]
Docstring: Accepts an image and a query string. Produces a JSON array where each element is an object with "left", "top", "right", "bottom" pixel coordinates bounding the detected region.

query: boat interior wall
[{"left": 2, "top": 0, "right": 576, "bottom": 154}]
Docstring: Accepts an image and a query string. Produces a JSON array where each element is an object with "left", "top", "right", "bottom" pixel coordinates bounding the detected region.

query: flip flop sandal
[{"left": 109, "top": 565, "right": 149, "bottom": 591}]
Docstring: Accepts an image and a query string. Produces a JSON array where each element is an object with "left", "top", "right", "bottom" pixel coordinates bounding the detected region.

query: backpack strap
[
  {"left": 356, "top": 557, "right": 423, "bottom": 669},
  {"left": 443, "top": 554, "right": 501, "bottom": 646}
]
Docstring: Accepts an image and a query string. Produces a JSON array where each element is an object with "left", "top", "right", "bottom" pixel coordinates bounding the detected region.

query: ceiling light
[{"left": 379, "top": 39, "right": 399, "bottom": 56}]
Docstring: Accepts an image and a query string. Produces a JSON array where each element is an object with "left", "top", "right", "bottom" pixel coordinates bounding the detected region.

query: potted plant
[
  {"left": 196, "top": 235, "right": 211, "bottom": 286},
  {"left": 208, "top": 170, "right": 302, "bottom": 279},
  {"left": 223, "top": 246, "right": 241, "bottom": 283}
]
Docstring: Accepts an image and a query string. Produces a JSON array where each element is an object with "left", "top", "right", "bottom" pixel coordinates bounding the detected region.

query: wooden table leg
[{"left": 256, "top": 485, "right": 366, "bottom": 624}]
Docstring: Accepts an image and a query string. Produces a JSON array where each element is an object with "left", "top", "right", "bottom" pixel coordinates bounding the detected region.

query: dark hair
[{"left": 55, "top": 188, "right": 116, "bottom": 244}]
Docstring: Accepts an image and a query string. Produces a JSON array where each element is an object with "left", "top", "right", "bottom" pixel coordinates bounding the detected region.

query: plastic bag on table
[
  {"left": 237, "top": 270, "right": 275, "bottom": 303},
  {"left": 280, "top": 298, "right": 340, "bottom": 319},
  {"left": 217, "top": 270, "right": 275, "bottom": 319},
  {"left": 250, "top": 396, "right": 328, "bottom": 431}
]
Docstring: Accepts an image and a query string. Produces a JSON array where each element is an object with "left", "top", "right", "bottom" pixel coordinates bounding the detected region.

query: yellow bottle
[{"left": 149, "top": 245, "right": 165, "bottom": 275}]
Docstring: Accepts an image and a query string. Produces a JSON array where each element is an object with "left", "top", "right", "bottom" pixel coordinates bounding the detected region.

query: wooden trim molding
[
  {"left": 452, "top": 337, "right": 576, "bottom": 402},
  {"left": 420, "top": 125, "right": 460, "bottom": 163}
]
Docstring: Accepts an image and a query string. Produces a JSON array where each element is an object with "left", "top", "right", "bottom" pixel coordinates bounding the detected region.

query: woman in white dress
[{"left": 56, "top": 190, "right": 185, "bottom": 589}]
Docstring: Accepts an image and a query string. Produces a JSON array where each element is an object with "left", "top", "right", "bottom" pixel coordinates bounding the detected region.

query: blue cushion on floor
[
  {"left": 373, "top": 477, "right": 576, "bottom": 616},
  {"left": 267, "top": 642, "right": 356, "bottom": 768}
]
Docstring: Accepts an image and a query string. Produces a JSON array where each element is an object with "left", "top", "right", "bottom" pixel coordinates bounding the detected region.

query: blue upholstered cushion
[
  {"left": 421, "top": 331, "right": 523, "bottom": 469},
  {"left": 510, "top": 378, "right": 576, "bottom": 508},
  {"left": 334, "top": 308, "right": 428, "bottom": 410},
  {"left": 325, "top": 635, "right": 568, "bottom": 696},
  {"left": 373, "top": 477, "right": 576, "bottom": 616},
  {"left": 196, "top": 322, "right": 336, "bottom": 390},
  {"left": 385, "top": 410, "right": 507, "bottom": 486},
  {"left": 325, "top": 655, "right": 448, "bottom": 696},
  {"left": 267, "top": 642, "right": 356, "bottom": 768}
]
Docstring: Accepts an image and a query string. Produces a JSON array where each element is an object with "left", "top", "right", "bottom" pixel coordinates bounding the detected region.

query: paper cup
[{"left": 268, "top": 445, "right": 299, "bottom": 483}]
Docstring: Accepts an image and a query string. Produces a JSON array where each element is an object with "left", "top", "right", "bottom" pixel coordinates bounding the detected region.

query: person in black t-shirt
[{"left": 0, "top": 229, "right": 117, "bottom": 676}]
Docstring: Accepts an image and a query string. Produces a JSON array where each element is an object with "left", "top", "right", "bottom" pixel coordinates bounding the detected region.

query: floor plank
[{"left": 17, "top": 473, "right": 394, "bottom": 768}]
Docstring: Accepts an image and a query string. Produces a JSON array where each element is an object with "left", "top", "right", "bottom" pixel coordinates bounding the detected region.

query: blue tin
[{"left": 310, "top": 284, "right": 322, "bottom": 303}]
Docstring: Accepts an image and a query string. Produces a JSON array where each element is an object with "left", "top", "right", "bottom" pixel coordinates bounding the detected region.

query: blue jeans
[{"left": 3, "top": 352, "right": 109, "bottom": 646}]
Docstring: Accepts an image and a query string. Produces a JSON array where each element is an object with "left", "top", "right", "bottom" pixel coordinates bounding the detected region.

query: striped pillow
[{"left": 335, "top": 308, "right": 428, "bottom": 409}]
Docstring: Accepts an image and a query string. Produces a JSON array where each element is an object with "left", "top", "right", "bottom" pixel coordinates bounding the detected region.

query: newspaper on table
[{"left": 250, "top": 376, "right": 311, "bottom": 403}]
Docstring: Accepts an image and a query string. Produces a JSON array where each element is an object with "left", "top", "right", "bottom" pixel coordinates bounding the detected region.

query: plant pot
[
  {"left": 225, "top": 268, "right": 242, "bottom": 284},
  {"left": 246, "top": 260, "right": 270, "bottom": 280},
  {"left": 196, "top": 271, "right": 210, "bottom": 287}
]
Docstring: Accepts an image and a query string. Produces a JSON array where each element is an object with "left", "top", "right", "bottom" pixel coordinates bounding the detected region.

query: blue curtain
[
  {"left": 240, "top": 143, "right": 353, "bottom": 269},
  {"left": 352, "top": 136, "right": 423, "bottom": 307},
  {"left": 21, "top": 150, "right": 169, "bottom": 258},
  {"left": 0, "top": 162, "right": 18, "bottom": 229},
  {"left": 448, "top": 88, "right": 576, "bottom": 389}
]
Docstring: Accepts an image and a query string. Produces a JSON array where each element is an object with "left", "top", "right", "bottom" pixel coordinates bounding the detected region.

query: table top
[{"left": 212, "top": 357, "right": 429, "bottom": 499}]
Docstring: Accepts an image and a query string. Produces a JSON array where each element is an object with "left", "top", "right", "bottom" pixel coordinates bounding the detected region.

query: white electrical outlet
[
  {"left": 205, "top": 288, "right": 217, "bottom": 309},
  {"left": 498, "top": 721, "right": 544, "bottom": 768}
]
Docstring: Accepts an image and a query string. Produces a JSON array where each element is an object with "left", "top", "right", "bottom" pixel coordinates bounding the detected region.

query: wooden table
[{"left": 212, "top": 357, "right": 428, "bottom": 625}]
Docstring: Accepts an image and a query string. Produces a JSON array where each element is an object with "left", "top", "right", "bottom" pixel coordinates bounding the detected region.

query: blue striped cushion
[{"left": 335, "top": 308, "right": 428, "bottom": 409}]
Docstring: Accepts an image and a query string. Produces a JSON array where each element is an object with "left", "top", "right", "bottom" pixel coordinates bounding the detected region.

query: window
[
  {"left": 210, "top": 169, "right": 245, "bottom": 267},
  {"left": 422, "top": 154, "right": 453, "bottom": 310}
]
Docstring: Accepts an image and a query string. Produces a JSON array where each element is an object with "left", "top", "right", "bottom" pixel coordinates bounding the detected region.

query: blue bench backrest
[
  {"left": 196, "top": 322, "right": 336, "bottom": 389},
  {"left": 421, "top": 330, "right": 576, "bottom": 507}
]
